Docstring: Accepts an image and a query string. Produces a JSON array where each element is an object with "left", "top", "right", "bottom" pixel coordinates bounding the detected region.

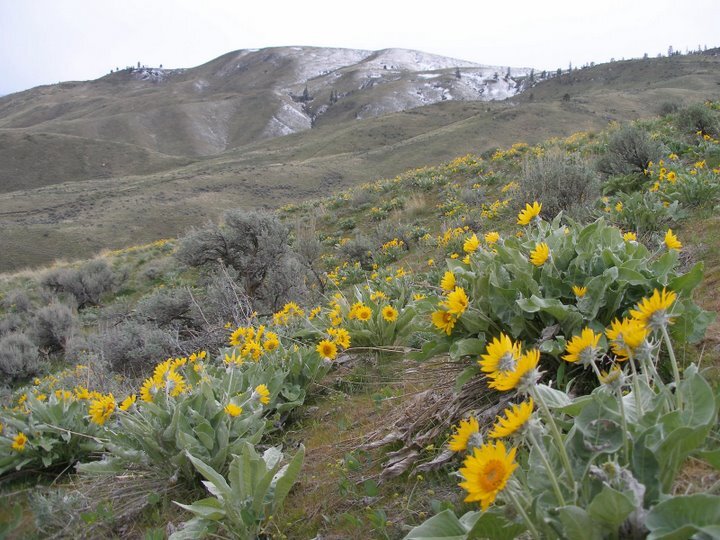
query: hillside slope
[
  {"left": 0, "top": 52, "right": 718, "bottom": 272},
  {"left": 0, "top": 47, "right": 530, "bottom": 159}
]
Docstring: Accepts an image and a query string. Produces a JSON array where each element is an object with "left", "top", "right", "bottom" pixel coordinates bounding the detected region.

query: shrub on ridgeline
[
  {"left": 41, "top": 260, "right": 117, "bottom": 309},
  {"left": 596, "top": 124, "right": 662, "bottom": 176},
  {"left": 519, "top": 149, "right": 600, "bottom": 218},
  {"left": 0, "top": 333, "right": 40, "bottom": 381},
  {"left": 176, "top": 210, "right": 304, "bottom": 311},
  {"left": 32, "top": 302, "right": 75, "bottom": 352}
]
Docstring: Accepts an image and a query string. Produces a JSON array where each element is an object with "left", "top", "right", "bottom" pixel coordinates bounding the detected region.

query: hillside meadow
[{"left": 1, "top": 101, "right": 719, "bottom": 538}]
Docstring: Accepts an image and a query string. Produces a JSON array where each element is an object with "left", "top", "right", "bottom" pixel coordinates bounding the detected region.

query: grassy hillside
[
  {"left": 1, "top": 52, "right": 718, "bottom": 272},
  {"left": 0, "top": 102, "right": 718, "bottom": 538}
]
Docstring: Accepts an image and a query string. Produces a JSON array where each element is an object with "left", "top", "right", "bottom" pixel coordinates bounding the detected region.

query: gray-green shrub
[
  {"left": 596, "top": 124, "right": 662, "bottom": 176},
  {"left": 33, "top": 303, "right": 75, "bottom": 352},
  {"left": 0, "top": 314, "right": 23, "bottom": 337},
  {"left": 95, "top": 320, "right": 175, "bottom": 375},
  {"left": 41, "top": 260, "right": 117, "bottom": 309},
  {"left": 135, "top": 288, "right": 192, "bottom": 328},
  {"left": 176, "top": 210, "right": 303, "bottom": 311},
  {"left": 1, "top": 290, "right": 32, "bottom": 314},
  {"left": 519, "top": 149, "right": 600, "bottom": 218},
  {"left": 677, "top": 103, "right": 718, "bottom": 136},
  {"left": 0, "top": 333, "right": 39, "bottom": 380}
]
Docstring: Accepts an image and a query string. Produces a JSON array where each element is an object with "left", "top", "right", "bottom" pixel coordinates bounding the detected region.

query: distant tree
[
  {"left": 562, "top": 93, "right": 570, "bottom": 102},
  {"left": 493, "top": 71, "right": 499, "bottom": 80},
  {"left": 137, "top": 61, "right": 141, "bottom": 69},
  {"left": 160, "top": 64, "right": 163, "bottom": 69},
  {"left": 668, "top": 45, "right": 673, "bottom": 56},
  {"left": 556, "top": 68, "right": 562, "bottom": 77},
  {"left": 540, "top": 70, "right": 546, "bottom": 79},
  {"left": 568, "top": 61, "right": 572, "bottom": 71},
  {"left": 643, "top": 52, "right": 649, "bottom": 59},
  {"left": 529, "top": 69, "right": 534, "bottom": 82},
  {"left": 506, "top": 67, "right": 511, "bottom": 78},
  {"left": 455, "top": 67, "right": 461, "bottom": 79},
  {"left": 302, "top": 85, "right": 310, "bottom": 102}
]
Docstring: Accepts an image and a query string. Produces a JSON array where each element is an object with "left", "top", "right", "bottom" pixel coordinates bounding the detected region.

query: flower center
[
  {"left": 498, "top": 352, "right": 516, "bottom": 372},
  {"left": 479, "top": 459, "right": 506, "bottom": 492}
]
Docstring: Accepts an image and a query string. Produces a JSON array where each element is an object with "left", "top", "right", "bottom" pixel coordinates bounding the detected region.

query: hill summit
[{"left": 0, "top": 46, "right": 533, "bottom": 156}]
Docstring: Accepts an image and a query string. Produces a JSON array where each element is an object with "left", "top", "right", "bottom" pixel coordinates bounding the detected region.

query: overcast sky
[{"left": 1, "top": 0, "right": 718, "bottom": 96}]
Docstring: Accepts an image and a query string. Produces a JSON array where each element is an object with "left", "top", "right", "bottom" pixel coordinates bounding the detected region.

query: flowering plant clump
[
  {"left": 417, "top": 215, "right": 712, "bottom": 392},
  {"left": 407, "top": 285, "right": 718, "bottom": 539}
]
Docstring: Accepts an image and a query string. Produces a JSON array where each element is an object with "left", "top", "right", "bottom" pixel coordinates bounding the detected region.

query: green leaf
[
  {"left": 668, "top": 262, "right": 703, "bottom": 296},
  {"left": 186, "top": 452, "right": 232, "bottom": 500},
  {"left": 651, "top": 250, "right": 679, "bottom": 281},
  {"left": 646, "top": 494, "right": 720, "bottom": 540},
  {"left": 449, "top": 337, "right": 486, "bottom": 360},
  {"left": 410, "top": 339, "right": 451, "bottom": 362},
  {"left": 678, "top": 364, "right": 717, "bottom": 427},
  {"left": 272, "top": 445, "right": 304, "bottom": 511},
  {"left": 465, "top": 509, "right": 526, "bottom": 539},
  {"left": 558, "top": 506, "right": 603, "bottom": 540},
  {"left": 454, "top": 365, "right": 479, "bottom": 392},
  {"left": 363, "top": 479, "right": 379, "bottom": 497},
  {"left": 697, "top": 449, "right": 720, "bottom": 470},
  {"left": 587, "top": 486, "right": 635, "bottom": 529},
  {"left": 403, "top": 509, "right": 467, "bottom": 539},
  {"left": 193, "top": 421, "right": 215, "bottom": 451},
  {"left": 174, "top": 497, "right": 226, "bottom": 520},
  {"left": 534, "top": 384, "right": 571, "bottom": 409}
]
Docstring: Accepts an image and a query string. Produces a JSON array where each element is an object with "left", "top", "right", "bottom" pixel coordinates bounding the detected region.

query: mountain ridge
[{"left": 0, "top": 46, "right": 533, "bottom": 158}]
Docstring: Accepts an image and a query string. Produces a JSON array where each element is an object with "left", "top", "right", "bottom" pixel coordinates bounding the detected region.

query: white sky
[{"left": 0, "top": 0, "right": 718, "bottom": 96}]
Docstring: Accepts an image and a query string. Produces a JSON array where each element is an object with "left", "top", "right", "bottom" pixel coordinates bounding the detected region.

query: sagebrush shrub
[
  {"left": 135, "top": 288, "right": 192, "bottom": 328},
  {"left": 677, "top": 103, "right": 718, "bottom": 136},
  {"left": 1, "top": 289, "right": 32, "bottom": 313},
  {"left": 596, "top": 124, "right": 662, "bottom": 176},
  {"left": 0, "top": 314, "right": 24, "bottom": 337},
  {"left": 176, "top": 210, "right": 303, "bottom": 311},
  {"left": 33, "top": 302, "right": 75, "bottom": 352},
  {"left": 0, "top": 333, "right": 39, "bottom": 380},
  {"left": 41, "top": 260, "right": 117, "bottom": 309},
  {"left": 95, "top": 320, "right": 175, "bottom": 375},
  {"left": 519, "top": 149, "right": 600, "bottom": 218},
  {"left": 339, "top": 235, "right": 374, "bottom": 269}
]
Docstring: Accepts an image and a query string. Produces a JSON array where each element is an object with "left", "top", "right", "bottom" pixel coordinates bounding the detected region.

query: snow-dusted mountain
[{"left": 0, "top": 46, "right": 538, "bottom": 157}]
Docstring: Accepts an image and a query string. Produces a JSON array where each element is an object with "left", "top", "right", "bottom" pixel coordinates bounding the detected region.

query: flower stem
[
  {"left": 661, "top": 325, "right": 683, "bottom": 410},
  {"left": 527, "top": 430, "right": 566, "bottom": 506},
  {"left": 615, "top": 386, "right": 630, "bottom": 464},
  {"left": 627, "top": 355, "right": 644, "bottom": 418},
  {"left": 506, "top": 487, "right": 541, "bottom": 540},
  {"left": 531, "top": 387, "right": 576, "bottom": 488}
]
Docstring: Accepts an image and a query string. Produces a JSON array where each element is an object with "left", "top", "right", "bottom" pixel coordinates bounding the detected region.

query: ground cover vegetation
[{"left": 1, "top": 101, "right": 719, "bottom": 538}]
